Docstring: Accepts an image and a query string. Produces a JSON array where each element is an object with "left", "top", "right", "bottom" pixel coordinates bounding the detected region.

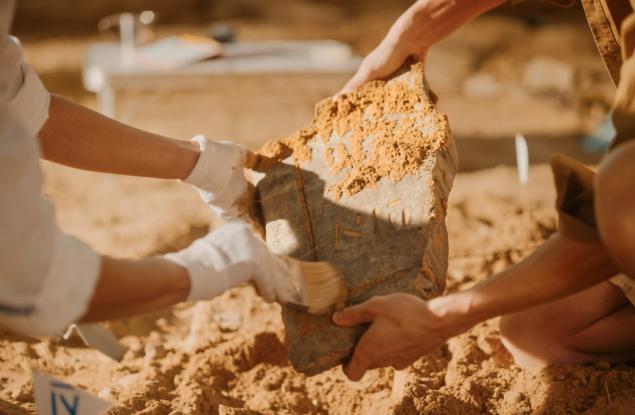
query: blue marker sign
[{"left": 32, "top": 370, "right": 111, "bottom": 415}]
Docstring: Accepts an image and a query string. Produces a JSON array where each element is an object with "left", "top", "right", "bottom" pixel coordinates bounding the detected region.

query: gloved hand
[
  {"left": 164, "top": 221, "right": 295, "bottom": 303},
  {"left": 183, "top": 134, "right": 250, "bottom": 221}
]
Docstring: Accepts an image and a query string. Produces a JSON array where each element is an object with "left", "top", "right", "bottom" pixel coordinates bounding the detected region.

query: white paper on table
[{"left": 32, "top": 370, "right": 111, "bottom": 415}]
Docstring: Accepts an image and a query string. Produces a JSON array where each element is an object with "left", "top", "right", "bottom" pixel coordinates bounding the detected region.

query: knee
[
  {"left": 499, "top": 313, "right": 546, "bottom": 368},
  {"left": 596, "top": 141, "right": 635, "bottom": 270},
  {"left": 499, "top": 313, "right": 525, "bottom": 345},
  {"left": 499, "top": 313, "right": 580, "bottom": 368}
]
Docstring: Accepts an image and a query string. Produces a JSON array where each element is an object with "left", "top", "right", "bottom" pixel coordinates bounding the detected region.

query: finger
[
  {"left": 392, "top": 360, "right": 410, "bottom": 371},
  {"left": 336, "top": 62, "right": 397, "bottom": 97},
  {"left": 335, "top": 63, "right": 374, "bottom": 97},
  {"left": 252, "top": 277, "right": 276, "bottom": 303},
  {"left": 244, "top": 150, "right": 258, "bottom": 169},
  {"left": 343, "top": 344, "right": 371, "bottom": 382},
  {"left": 332, "top": 300, "right": 378, "bottom": 327}
]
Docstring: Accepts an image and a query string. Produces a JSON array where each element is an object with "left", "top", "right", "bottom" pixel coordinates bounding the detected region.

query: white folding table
[{"left": 83, "top": 40, "right": 361, "bottom": 119}]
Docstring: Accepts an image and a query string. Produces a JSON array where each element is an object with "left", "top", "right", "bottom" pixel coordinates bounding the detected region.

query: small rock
[
  {"left": 594, "top": 361, "right": 611, "bottom": 370},
  {"left": 98, "top": 387, "right": 116, "bottom": 400},
  {"left": 218, "top": 405, "right": 252, "bottom": 415},
  {"left": 117, "top": 373, "right": 142, "bottom": 389},
  {"left": 144, "top": 342, "right": 167, "bottom": 362},
  {"left": 476, "top": 334, "right": 502, "bottom": 355},
  {"left": 214, "top": 310, "right": 242, "bottom": 332},
  {"left": 523, "top": 57, "right": 575, "bottom": 94},
  {"left": 12, "top": 342, "right": 37, "bottom": 359},
  {"left": 571, "top": 370, "right": 587, "bottom": 384},
  {"left": 123, "top": 337, "right": 144, "bottom": 359},
  {"left": 503, "top": 389, "right": 523, "bottom": 404},
  {"left": 491, "top": 258, "right": 508, "bottom": 274},
  {"left": 9, "top": 380, "right": 30, "bottom": 402},
  {"left": 32, "top": 340, "right": 55, "bottom": 358}
]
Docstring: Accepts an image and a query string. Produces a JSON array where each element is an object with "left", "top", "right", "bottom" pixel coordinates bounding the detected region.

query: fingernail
[{"left": 332, "top": 311, "right": 342, "bottom": 322}]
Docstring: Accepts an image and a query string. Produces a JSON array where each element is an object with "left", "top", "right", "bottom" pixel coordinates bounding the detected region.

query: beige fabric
[
  {"left": 550, "top": 154, "right": 599, "bottom": 242},
  {"left": 549, "top": 0, "right": 635, "bottom": 242},
  {"left": 510, "top": 0, "right": 635, "bottom": 302},
  {"left": 611, "top": 274, "right": 635, "bottom": 305},
  {"left": 581, "top": 0, "right": 628, "bottom": 84},
  {"left": 550, "top": 0, "right": 635, "bottom": 303}
]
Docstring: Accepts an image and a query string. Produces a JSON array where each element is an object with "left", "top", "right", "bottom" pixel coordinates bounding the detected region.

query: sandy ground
[{"left": 2, "top": 1, "right": 635, "bottom": 413}]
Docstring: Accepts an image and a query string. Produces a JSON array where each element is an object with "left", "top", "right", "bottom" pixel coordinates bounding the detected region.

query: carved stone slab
[{"left": 249, "top": 63, "right": 457, "bottom": 375}]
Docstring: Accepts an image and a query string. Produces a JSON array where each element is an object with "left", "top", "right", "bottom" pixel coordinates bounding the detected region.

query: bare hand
[
  {"left": 336, "top": 2, "right": 431, "bottom": 96},
  {"left": 338, "top": 39, "right": 419, "bottom": 96},
  {"left": 332, "top": 293, "right": 460, "bottom": 381},
  {"left": 337, "top": 0, "right": 502, "bottom": 96}
]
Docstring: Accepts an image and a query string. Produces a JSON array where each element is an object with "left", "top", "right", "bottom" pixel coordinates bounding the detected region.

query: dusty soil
[
  {"left": 4, "top": 166, "right": 635, "bottom": 414},
  {"left": 2, "top": 0, "right": 634, "bottom": 413}
]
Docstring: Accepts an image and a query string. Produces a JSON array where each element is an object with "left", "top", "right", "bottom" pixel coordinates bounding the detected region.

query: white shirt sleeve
[
  {"left": 0, "top": 110, "right": 102, "bottom": 337},
  {"left": 4, "top": 36, "right": 50, "bottom": 137},
  {"left": 0, "top": 31, "right": 102, "bottom": 337}
]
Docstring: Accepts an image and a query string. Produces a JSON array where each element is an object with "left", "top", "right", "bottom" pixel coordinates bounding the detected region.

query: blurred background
[
  {"left": 14, "top": 0, "right": 613, "bottom": 158},
  {"left": 9, "top": 0, "right": 614, "bottom": 256}
]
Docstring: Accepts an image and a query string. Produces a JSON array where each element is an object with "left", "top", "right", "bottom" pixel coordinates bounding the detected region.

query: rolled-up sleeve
[{"left": 0, "top": 31, "right": 101, "bottom": 337}]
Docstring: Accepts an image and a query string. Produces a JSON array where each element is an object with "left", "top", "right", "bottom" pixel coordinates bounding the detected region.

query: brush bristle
[{"left": 298, "top": 261, "right": 348, "bottom": 315}]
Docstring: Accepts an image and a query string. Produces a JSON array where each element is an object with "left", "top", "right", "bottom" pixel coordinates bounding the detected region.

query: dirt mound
[{"left": 2, "top": 166, "right": 634, "bottom": 414}]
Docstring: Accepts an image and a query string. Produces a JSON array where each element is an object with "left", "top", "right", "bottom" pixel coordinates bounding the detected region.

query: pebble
[
  {"left": 214, "top": 310, "right": 243, "bottom": 332},
  {"left": 503, "top": 389, "right": 523, "bottom": 404},
  {"left": 117, "top": 373, "right": 142, "bottom": 389},
  {"left": 98, "top": 387, "right": 116, "bottom": 400},
  {"left": 594, "top": 361, "right": 611, "bottom": 370},
  {"left": 144, "top": 343, "right": 167, "bottom": 361},
  {"left": 9, "top": 380, "right": 30, "bottom": 402}
]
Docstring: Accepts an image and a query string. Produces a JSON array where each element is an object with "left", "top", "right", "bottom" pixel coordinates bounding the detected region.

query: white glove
[
  {"left": 183, "top": 135, "right": 249, "bottom": 220},
  {"left": 164, "top": 221, "right": 295, "bottom": 303}
]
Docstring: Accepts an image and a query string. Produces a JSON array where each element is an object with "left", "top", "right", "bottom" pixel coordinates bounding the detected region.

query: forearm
[
  {"left": 431, "top": 233, "right": 620, "bottom": 331},
  {"left": 393, "top": 0, "right": 505, "bottom": 56},
  {"left": 80, "top": 256, "right": 191, "bottom": 322},
  {"left": 38, "top": 95, "right": 199, "bottom": 179}
]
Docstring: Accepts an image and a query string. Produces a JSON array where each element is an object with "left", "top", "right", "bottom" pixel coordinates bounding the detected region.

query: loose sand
[
  {"left": 257, "top": 63, "right": 450, "bottom": 201},
  {"left": 2, "top": 166, "right": 635, "bottom": 414}
]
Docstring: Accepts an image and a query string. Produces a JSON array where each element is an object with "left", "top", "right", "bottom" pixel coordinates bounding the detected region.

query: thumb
[
  {"left": 244, "top": 150, "right": 258, "bottom": 169},
  {"left": 332, "top": 301, "right": 377, "bottom": 327},
  {"left": 335, "top": 69, "right": 368, "bottom": 98}
]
